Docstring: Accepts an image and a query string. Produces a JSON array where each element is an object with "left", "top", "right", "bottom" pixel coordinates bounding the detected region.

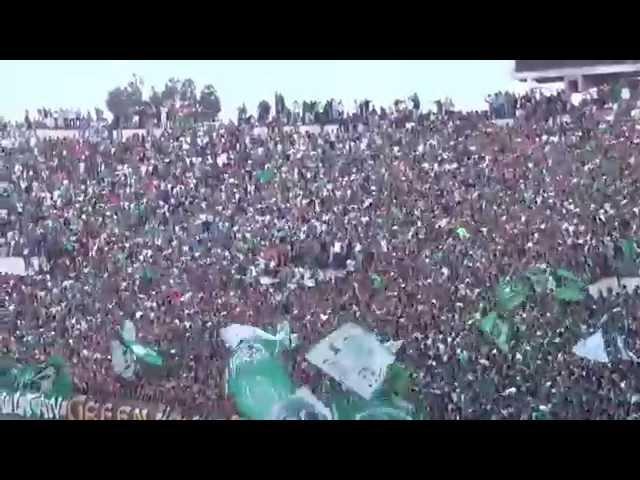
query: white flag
[
  {"left": 306, "top": 323, "right": 398, "bottom": 400},
  {"left": 573, "top": 330, "right": 609, "bottom": 363},
  {"left": 111, "top": 340, "right": 136, "bottom": 379}
]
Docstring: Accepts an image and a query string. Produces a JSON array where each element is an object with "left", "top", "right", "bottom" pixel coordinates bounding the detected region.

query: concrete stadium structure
[{"left": 513, "top": 60, "right": 640, "bottom": 92}]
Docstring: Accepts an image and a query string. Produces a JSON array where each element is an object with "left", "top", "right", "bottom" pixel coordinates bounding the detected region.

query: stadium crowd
[{"left": 1, "top": 81, "right": 640, "bottom": 419}]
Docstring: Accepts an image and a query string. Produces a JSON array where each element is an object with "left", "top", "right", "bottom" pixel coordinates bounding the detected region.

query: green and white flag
[
  {"left": 479, "top": 311, "right": 511, "bottom": 353},
  {"left": 455, "top": 227, "right": 470, "bottom": 240},
  {"left": 112, "top": 320, "right": 164, "bottom": 378},
  {"left": 271, "top": 387, "right": 332, "bottom": 420},
  {"left": 371, "top": 273, "right": 385, "bottom": 290},
  {"left": 11, "top": 356, "right": 73, "bottom": 400},
  {"left": 552, "top": 268, "right": 586, "bottom": 302},
  {"left": 620, "top": 239, "right": 638, "bottom": 263},
  {"left": 496, "top": 279, "right": 530, "bottom": 313},
  {"left": 329, "top": 364, "right": 423, "bottom": 420},
  {"left": 126, "top": 343, "right": 163, "bottom": 367},
  {"left": 617, "top": 239, "right": 639, "bottom": 276},
  {"left": 532, "top": 407, "right": 550, "bottom": 420},
  {"left": 257, "top": 169, "right": 276, "bottom": 184},
  {"left": 221, "top": 322, "right": 299, "bottom": 420},
  {"left": 526, "top": 267, "right": 551, "bottom": 294},
  {"left": 110, "top": 340, "right": 135, "bottom": 379},
  {"left": 220, "top": 322, "right": 298, "bottom": 352},
  {"left": 306, "top": 323, "right": 402, "bottom": 400}
]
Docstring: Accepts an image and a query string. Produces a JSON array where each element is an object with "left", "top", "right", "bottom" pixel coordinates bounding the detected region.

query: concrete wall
[
  {"left": 35, "top": 129, "right": 82, "bottom": 140},
  {"left": 36, "top": 128, "right": 164, "bottom": 141},
  {"left": 492, "top": 119, "right": 515, "bottom": 127},
  {"left": 514, "top": 62, "right": 640, "bottom": 87},
  {"left": 252, "top": 124, "right": 339, "bottom": 138},
  {"left": 36, "top": 125, "right": 337, "bottom": 141},
  {"left": 120, "top": 128, "right": 164, "bottom": 141}
]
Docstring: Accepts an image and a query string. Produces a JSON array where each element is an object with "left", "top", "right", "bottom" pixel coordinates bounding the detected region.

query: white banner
[
  {"left": 0, "top": 257, "right": 26, "bottom": 276},
  {"left": 0, "top": 392, "right": 66, "bottom": 419},
  {"left": 588, "top": 277, "right": 640, "bottom": 298},
  {"left": 306, "top": 323, "right": 400, "bottom": 400},
  {"left": 573, "top": 329, "right": 608, "bottom": 363}
]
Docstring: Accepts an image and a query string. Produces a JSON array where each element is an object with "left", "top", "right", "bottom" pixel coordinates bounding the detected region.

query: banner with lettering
[
  {"left": 65, "top": 395, "right": 176, "bottom": 420},
  {"left": 0, "top": 392, "right": 67, "bottom": 419},
  {"left": 0, "top": 392, "right": 178, "bottom": 420}
]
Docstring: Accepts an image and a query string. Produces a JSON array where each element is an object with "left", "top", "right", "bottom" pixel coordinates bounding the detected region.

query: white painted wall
[
  {"left": 36, "top": 128, "right": 164, "bottom": 141},
  {"left": 35, "top": 125, "right": 336, "bottom": 141},
  {"left": 35, "top": 129, "right": 81, "bottom": 140}
]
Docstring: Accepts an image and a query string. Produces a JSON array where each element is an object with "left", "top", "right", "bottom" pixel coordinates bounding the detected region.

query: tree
[
  {"left": 409, "top": 93, "right": 421, "bottom": 112},
  {"left": 274, "top": 93, "right": 286, "bottom": 118},
  {"left": 161, "top": 78, "right": 181, "bottom": 105},
  {"left": 257, "top": 100, "right": 271, "bottom": 124},
  {"left": 322, "top": 100, "right": 332, "bottom": 124},
  {"left": 126, "top": 75, "right": 145, "bottom": 127},
  {"left": 106, "top": 74, "right": 145, "bottom": 129},
  {"left": 309, "top": 101, "right": 321, "bottom": 123},
  {"left": 149, "top": 87, "right": 163, "bottom": 109},
  {"left": 106, "top": 87, "right": 130, "bottom": 129},
  {"left": 125, "top": 75, "right": 144, "bottom": 112},
  {"left": 237, "top": 103, "right": 248, "bottom": 125},
  {"left": 198, "top": 84, "right": 221, "bottom": 122},
  {"left": 180, "top": 78, "right": 198, "bottom": 106}
]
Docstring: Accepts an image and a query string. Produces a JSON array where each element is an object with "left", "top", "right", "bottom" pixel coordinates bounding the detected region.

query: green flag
[
  {"left": 329, "top": 370, "right": 423, "bottom": 421},
  {"left": 479, "top": 311, "right": 511, "bottom": 353},
  {"left": 270, "top": 387, "right": 332, "bottom": 420},
  {"left": 141, "top": 267, "right": 154, "bottom": 282},
  {"left": 371, "top": 273, "right": 385, "bottom": 290},
  {"left": 257, "top": 169, "right": 275, "bottom": 184},
  {"left": 331, "top": 392, "right": 416, "bottom": 420},
  {"left": 0, "top": 357, "right": 18, "bottom": 391},
  {"left": 612, "top": 82, "right": 623, "bottom": 103},
  {"left": 496, "top": 279, "right": 530, "bottom": 313},
  {"left": 532, "top": 409, "right": 550, "bottom": 420},
  {"left": 554, "top": 268, "right": 584, "bottom": 285},
  {"left": 385, "top": 363, "right": 412, "bottom": 400},
  {"left": 41, "top": 356, "right": 73, "bottom": 399},
  {"left": 618, "top": 239, "right": 639, "bottom": 276},
  {"left": 222, "top": 322, "right": 299, "bottom": 420},
  {"left": 554, "top": 286, "right": 586, "bottom": 302},
  {"left": 126, "top": 342, "right": 164, "bottom": 367},
  {"left": 115, "top": 320, "right": 164, "bottom": 370},
  {"left": 552, "top": 268, "right": 586, "bottom": 303},
  {"left": 621, "top": 239, "right": 638, "bottom": 263},
  {"left": 12, "top": 356, "right": 73, "bottom": 400},
  {"left": 226, "top": 338, "right": 295, "bottom": 420},
  {"left": 455, "top": 227, "right": 470, "bottom": 240},
  {"left": 526, "top": 268, "right": 550, "bottom": 294}
]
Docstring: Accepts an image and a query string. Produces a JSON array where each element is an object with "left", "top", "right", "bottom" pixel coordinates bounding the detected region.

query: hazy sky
[{"left": 0, "top": 60, "right": 522, "bottom": 121}]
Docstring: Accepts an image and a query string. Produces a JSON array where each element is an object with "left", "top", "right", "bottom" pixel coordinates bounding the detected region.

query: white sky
[{"left": 0, "top": 60, "right": 522, "bottom": 121}]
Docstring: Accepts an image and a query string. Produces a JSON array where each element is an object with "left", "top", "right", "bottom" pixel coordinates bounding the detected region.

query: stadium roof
[{"left": 514, "top": 61, "right": 640, "bottom": 82}]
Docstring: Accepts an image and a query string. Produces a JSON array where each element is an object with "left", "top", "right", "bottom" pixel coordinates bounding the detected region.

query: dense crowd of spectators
[{"left": 1, "top": 82, "right": 640, "bottom": 419}]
